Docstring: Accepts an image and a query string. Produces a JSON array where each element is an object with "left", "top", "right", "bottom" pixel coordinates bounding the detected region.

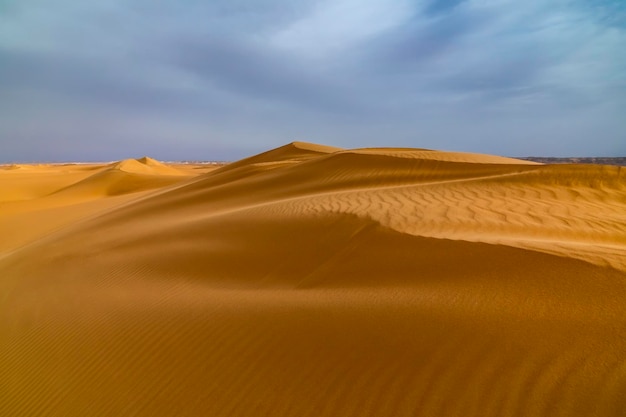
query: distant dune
[{"left": 1, "top": 143, "right": 625, "bottom": 416}]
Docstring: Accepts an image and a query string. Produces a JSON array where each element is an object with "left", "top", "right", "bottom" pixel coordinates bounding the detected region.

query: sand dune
[
  {"left": 0, "top": 159, "right": 192, "bottom": 254},
  {"left": 53, "top": 159, "right": 187, "bottom": 198},
  {"left": 1, "top": 143, "right": 625, "bottom": 416},
  {"left": 111, "top": 156, "right": 188, "bottom": 176}
]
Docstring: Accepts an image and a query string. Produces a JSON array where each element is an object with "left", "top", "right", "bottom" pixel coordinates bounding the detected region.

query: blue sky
[{"left": 1, "top": 0, "right": 624, "bottom": 161}]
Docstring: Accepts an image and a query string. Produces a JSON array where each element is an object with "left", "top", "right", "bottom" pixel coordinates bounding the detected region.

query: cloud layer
[{"left": 1, "top": 0, "right": 624, "bottom": 161}]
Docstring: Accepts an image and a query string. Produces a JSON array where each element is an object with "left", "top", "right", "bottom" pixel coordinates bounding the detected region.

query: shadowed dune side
[
  {"left": 50, "top": 166, "right": 187, "bottom": 198},
  {"left": 104, "top": 148, "right": 544, "bottom": 224},
  {"left": 187, "top": 141, "right": 344, "bottom": 185},
  {"left": 1, "top": 212, "right": 626, "bottom": 417},
  {"left": 1, "top": 142, "right": 626, "bottom": 417},
  {"left": 0, "top": 158, "right": 187, "bottom": 204},
  {"left": 68, "top": 146, "right": 625, "bottom": 270},
  {"left": 0, "top": 165, "right": 106, "bottom": 202},
  {"left": 217, "top": 141, "right": 343, "bottom": 173},
  {"left": 0, "top": 158, "right": 194, "bottom": 254}
]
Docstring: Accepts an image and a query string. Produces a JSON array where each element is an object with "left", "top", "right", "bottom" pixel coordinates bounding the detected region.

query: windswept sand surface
[{"left": 1, "top": 143, "right": 625, "bottom": 416}]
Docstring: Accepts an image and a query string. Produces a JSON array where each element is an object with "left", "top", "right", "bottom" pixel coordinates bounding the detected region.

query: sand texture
[{"left": 1, "top": 143, "right": 625, "bottom": 416}]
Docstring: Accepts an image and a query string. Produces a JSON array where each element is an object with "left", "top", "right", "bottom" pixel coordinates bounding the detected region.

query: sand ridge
[
  {"left": 1, "top": 143, "right": 625, "bottom": 417},
  {"left": 111, "top": 157, "right": 188, "bottom": 176},
  {"left": 344, "top": 147, "right": 542, "bottom": 164},
  {"left": 0, "top": 158, "right": 196, "bottom": 254}
]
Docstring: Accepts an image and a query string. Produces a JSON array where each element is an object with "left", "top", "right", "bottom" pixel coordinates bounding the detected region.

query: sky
[{"left": 1, "top": 0, "right": 625, "bottom": 162}]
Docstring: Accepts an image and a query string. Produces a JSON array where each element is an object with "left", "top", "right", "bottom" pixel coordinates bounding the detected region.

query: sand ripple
[{"left": 1, "top": 143, "right": 625, "bottom": 416}]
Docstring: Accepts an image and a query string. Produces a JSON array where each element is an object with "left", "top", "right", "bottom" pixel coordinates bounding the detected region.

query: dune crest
[
  {"left": 217, "top": 141, "right": 343, "bottom": 173},
  {"left": 345, "top": 147, "right": 541, "bottom": 164},
  {"left": 47, "top": 157, "right": 188, "bottom": 199},
  {"left": 111, "top": 157, "right": 186, "bottom": 176},
  {"left": 1, "top": 142, "right": 625, "bottom": 417}
]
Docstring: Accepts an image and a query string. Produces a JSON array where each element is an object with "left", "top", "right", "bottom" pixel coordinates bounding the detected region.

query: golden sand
[{"left": 1, "top": 143, "right": 625, "bottom": 416}]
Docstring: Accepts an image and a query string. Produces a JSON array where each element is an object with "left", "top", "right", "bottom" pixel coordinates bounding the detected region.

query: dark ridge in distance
[{"left": 517, "top": 157, "right": 626, "bottom": 166}]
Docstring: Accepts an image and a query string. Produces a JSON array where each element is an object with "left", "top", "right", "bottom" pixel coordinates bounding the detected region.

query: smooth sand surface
[{"left": 1, "top": 143, "right": 625, "bottom": 416}]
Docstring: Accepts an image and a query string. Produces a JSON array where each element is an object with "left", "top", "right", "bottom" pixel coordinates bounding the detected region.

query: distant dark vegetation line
[{"left": 517, "top": 157, "right": 626, "bottom": 166}]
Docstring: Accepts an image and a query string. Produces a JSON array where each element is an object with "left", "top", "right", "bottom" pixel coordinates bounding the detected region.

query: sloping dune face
[{"left": 1, "top": 143, "right": 625, "bottom": 417}]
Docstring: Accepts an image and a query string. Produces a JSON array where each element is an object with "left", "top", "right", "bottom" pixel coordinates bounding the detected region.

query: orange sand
[{"left": 1, "top": 143, "right": 625, "bottom": 416}]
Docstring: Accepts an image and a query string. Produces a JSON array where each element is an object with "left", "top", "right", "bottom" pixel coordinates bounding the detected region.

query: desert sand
[{"left": 1, "top": 142, "right": 625, "bottom": 416}]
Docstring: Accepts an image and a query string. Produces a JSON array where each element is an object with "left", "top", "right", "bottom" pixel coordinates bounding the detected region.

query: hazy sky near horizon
[{"left": 1, "top": 0, "right": 625, "bottom": 162}]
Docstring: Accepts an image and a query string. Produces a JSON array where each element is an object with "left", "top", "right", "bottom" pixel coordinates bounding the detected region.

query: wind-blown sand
[{"left": 1, "top": 143, "right": 625, "bottom": 416}]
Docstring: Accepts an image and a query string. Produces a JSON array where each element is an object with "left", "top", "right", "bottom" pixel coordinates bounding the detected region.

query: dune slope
[
  {"left": 1, "top": 143, "right": 625, "bottom": 417},
  {"left": 0, "top": 158, "right": 192, "bottom": 254}
]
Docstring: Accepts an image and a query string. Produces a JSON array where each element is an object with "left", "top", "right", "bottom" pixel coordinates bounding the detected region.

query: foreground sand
[{"left": 1, "top": 143, "right": 625, "bottom": 416}]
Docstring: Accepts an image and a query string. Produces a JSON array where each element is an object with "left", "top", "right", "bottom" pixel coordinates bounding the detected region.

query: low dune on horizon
[{"left": 1, "top": 142, "right": 625, "bottom": 416}]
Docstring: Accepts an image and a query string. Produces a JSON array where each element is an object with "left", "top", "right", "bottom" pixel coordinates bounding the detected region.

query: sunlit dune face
[{"left": 1, "top": 143, "right": 625, "bottom": 417}]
